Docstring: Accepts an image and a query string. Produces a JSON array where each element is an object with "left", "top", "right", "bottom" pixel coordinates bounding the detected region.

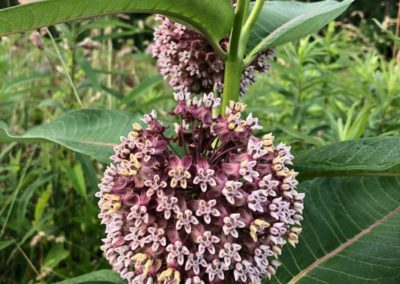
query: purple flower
[
  {"left": 168, "top": 156, "right": 192, "bottom": 189},
  {"left": 97, "top": 93, "right": 304, "bottom": 283},
  {"left": 194, "top": 199, "right": 220, "bottom": 224},
  {"left": 176, "top": 209, "right": 199, "bottom": 234},
  {"left": 193, "top": 158, "right": 216, "bottom": 192}
]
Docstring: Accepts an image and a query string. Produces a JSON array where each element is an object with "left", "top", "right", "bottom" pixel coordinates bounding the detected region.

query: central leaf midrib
[{"left": 288, "top": 206, "right": 400, "bottom": 283}]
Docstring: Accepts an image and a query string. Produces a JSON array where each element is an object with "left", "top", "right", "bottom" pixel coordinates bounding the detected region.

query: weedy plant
[{"left": 1, "top": 0, "right": 400, "bottom": 284}]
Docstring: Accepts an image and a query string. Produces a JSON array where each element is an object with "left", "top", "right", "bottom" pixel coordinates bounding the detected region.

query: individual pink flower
[
  {"left": 193, "top": 158, "right": 216, "bottom": 192},
  {"left": 194, "top": 199, "right": 220, "bottom": 224},
  {"left": 168, "top": 156, "right": 192, "bottom": 189}
]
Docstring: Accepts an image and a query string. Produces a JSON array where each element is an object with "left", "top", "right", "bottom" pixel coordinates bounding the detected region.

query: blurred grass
[{"left": 0, "top": 14, "right": 399, "bottom": 284}]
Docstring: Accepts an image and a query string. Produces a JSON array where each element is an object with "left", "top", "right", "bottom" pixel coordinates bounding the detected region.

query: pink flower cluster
[
  {"left": 151, "top": 16, "right": 275, "bottom": 95},
  {"left": 97, "top": 93, "right": 304, "bottom": 284}
]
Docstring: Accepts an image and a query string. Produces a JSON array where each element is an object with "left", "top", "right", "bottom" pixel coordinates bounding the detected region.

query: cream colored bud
[
  {"left": 288, "top": 238, "right": 298, "bottom": 247},
  {"left": 272, "top": 156, "right": 283, "bottom": 165},
  {"left": 254, "top": 219, "right": 270, "bottom": 228},
  {"left": 294, "top": 202, "right": 304, "bottom": 211},
  {"left": 250, "top": 225, "right": 258, "bottom": 242},
  {"left": 272, "top": 245, "right": 282, "bottom": 256},
  {"left": 281, "top": 183, "right": 290, "bottom": 191},
  {"left": 289, "top": 232, "right": 299, "bottom": 241},
  {"left": 129, "top": 131, "right": 140, "bottom": 139},
  {"left": 131, "top": 253, "right": 148, "bottom": 263},
  {"left": 143, "top": 259, "right": 153, "bottom": 276},
  {"left": 132, "top": 123, "right": 142, "bottom": 131},
  {"left": 291, "top": 227, "right": 302, "bottom": 234},
  {"left": 276, "top": 167, "right": 289, "bottom": 177},
  {"left": 267, "top": 265, "right": 276, "bottom": 274}
]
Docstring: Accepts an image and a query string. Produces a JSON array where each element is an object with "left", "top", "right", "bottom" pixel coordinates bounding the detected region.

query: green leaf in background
[
  {"left": 43, "top": 243, "right": 69, "bottom": 270},
  {"left": 294, "top": 137, "right": 400, "bottom": 179},
  {"left": 56, "top": 270, "right": 126, "bottom": 284},
  {"left": 336, "top": 102, "right": 372, "bottom": 141},
  {"left": 0, "top": 0, "right": 234, "bottom": 52},
  {"left": 0, "top": 109, "right": 139, "bottom": 163},
  {"left": 272, "top": 176, "right": 400, "bottom": 283},
  {"left": 61, "top": 161, "right": 88, "bottom": 200},
  {"left": 15, "top": 173, "right": 53, "bottom": 229},
  {"left": 122, "top": 75, "right": 164, "bottom": 105},
  {"left": 34, "top": 184, "right": 52, "bottom": 223},
  {"left": 78, "top": 58, "right": 124, "bottom": 100},
  {"left": 0, "top": 240, "right": 14, "bottom": 251},
  {"left": 246, "top": 0, "right": 354, "bottom": 62}
]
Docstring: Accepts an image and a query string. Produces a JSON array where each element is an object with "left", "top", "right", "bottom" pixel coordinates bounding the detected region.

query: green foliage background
[{"left": 0, "top": 2, "right": 399, "bottom": 284}]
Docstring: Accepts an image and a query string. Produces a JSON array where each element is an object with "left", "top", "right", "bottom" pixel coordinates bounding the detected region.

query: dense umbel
[
  {"left": 151, "top": 16, "right": 275, "bottom": 95},
  {"left": 97, "top": 93, "right": 304, "bottom": 284}
]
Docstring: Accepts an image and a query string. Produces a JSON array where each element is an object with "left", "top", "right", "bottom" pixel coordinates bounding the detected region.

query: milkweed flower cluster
[
  {"left": 151, "top": 16, "right": 275, "bottom": 95},
  {"left": 97, "top": 93, "right": 304, "bottom": 283}
]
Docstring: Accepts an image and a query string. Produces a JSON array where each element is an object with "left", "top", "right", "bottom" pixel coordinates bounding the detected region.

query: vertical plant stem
[
  {"left": 107, "top": 36, "right": 114, "bottom": 109},
  {"left": 46, "top": 28, "right": 85, "bottom": 108},
  {"left": 70, "top": 23, "right": 78, "bottom": 101},
  {"left": 221, "top": 0, "right": 250, "bottom": 114},
  {"left": 394, "top": 0, "right": 400, "bottom": 59}
]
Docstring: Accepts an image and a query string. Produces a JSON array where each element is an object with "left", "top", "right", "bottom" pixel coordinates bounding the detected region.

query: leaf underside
[
  {"left": 247, "top": 0, "right": 354, "bottom": 56},
  {"left": 0, "top": 0, "right": 234, "bottom": 47},
  {"left": 0, "top": 109, "right": 139, "bottom": 163}
]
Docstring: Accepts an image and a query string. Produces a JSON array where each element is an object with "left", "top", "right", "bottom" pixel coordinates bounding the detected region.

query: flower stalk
[
  {"left": 221, "top": 0, "right": 249, "bottom": 114},
  {"left": 221, "top": 0, "right": 266, "bottom": 115}
]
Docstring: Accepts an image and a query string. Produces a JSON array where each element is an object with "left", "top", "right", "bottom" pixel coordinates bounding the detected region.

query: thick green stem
[
  {"left": 221, "top": 59, "right": 243, "bottom": 112},
  {"left": 220, "top": 0, "right": 249, "bottom": 114}
]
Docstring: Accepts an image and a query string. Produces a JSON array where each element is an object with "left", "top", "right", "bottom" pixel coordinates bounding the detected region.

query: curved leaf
[
  {"left": 0, "top": 109, "right": 139, "bottom": 163},
  {"left": 55, "top": 269, "right": 126, "bottom": 284},
  {"left": 247, "top": 0, "right": 353, "bottom": 59},
  {"left": 272, "top": 176, "right": 400, "bottom": 283},
  {"left": 0, "top": 0, "right": 234, "bottom": 48},
  {"left": 294, "top": 137, "right": 400, "bottom": 179}
]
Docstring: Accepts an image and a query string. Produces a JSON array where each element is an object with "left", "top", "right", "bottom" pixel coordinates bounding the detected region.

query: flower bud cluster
[
  {"left": 97, "top": 93, "right": 304, "bottom": 283},
  {"left": 151, "top": 16, "right": 275, "bottom": 95}
]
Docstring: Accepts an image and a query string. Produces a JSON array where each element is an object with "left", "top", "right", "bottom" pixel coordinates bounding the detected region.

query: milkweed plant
[{"left": 3, "top": 0, "right": 386, "bottom": 283}]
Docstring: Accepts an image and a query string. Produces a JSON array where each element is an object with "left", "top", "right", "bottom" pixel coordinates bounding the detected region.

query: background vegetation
[{"left": 0, "top": 1, "right": 399, "bottom": 283}]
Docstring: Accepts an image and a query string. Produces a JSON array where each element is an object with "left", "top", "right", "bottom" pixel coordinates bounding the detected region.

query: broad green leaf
[
  {"left": 0, "top": 109, "right": 139, "bottom": 163},
  {"left": 294, "top": 137, "right": 400, "bottom": 179},
  {"left": 55, "top": 270, "right": 126, "bottom": 284},
  {"left": 272, "top": 176, "right": 400, "bottom": 283},
  {"left": 0, "top": 0, "right": 234, "bottom": 50},
  {"left": 247, "top": 0, "right": 353, "bottom": 60}
]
